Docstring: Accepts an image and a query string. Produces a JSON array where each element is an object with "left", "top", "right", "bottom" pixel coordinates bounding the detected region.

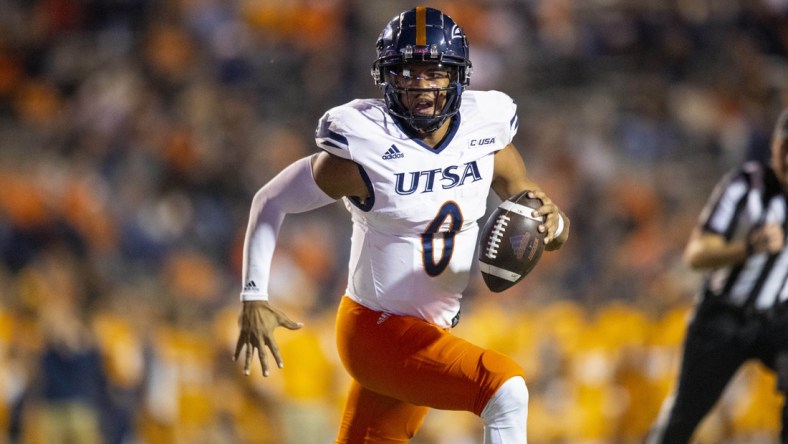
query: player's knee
[
  {"left": 501, "top": 376, "right": 529, "bottom": 411},
  {"left": 481, "top": 376, "right": 528, "bottom": 425}
]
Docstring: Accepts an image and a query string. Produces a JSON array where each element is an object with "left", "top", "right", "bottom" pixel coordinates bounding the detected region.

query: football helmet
[{"left": 372, "top": 6, "right": 472, "bottom": 134}]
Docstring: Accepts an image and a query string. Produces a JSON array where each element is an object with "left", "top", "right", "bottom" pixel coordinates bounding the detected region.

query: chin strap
[{"left": 240, "top": 156, "right": 336, "bottom": 301}]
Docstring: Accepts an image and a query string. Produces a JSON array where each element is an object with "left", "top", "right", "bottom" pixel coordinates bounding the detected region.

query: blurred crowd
[{"left": 1, "top": 0, "right": 788, "bottom": 443}]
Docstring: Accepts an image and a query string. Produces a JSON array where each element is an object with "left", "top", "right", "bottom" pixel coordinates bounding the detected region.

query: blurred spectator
[{"left": 33, "top": 305, "right": 106, "bottom": 444}]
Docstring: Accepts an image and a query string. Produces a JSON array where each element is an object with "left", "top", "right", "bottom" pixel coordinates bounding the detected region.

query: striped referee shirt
[{"left": 700, "top": 160, "right": 788, "bottom": 311}]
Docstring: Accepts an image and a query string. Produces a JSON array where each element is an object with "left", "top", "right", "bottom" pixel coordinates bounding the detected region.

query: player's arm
[
  {"left": 491, "top": 144, "right": 569, "bottom": 250},
  {"left": 235, "top": 152, "right": 366, "bottom": 377},
  {"left": 312, "top": 151, "right": 370, "bottom": 200}
]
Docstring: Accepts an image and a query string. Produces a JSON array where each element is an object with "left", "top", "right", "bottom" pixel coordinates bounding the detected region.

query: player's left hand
[
  {"left": 527, "top": 190, "right": 569, "bottom": 250},
  {"left": 234, "top": 301, "right": 303, "bottom": 377}
]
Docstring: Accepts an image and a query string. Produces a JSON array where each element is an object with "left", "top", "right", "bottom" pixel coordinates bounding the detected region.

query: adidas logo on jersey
[{"left": 382, "top": 144, "right": 405, "bottom": 160}]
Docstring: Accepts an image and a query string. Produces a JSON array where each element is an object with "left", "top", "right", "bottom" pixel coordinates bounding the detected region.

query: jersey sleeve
[
  {"left": 498, "top": 91, "right": 520, "bottom": 144},
  {"left": 315, "top": 108, "right": 353, "bottom": 160},
  {"left": 699, "top": 167, "right": 748, "bottom": 237},
  {"left": 484, "top": 90, "right": 519, "bottom": 145},
  {"left": 465, "top": 90, "right": 519, "bottom": 155}
]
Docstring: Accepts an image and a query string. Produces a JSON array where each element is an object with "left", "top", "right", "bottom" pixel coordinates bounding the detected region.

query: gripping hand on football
[
  {"left": 527, "top": 190, "right": 569, "bottom": 250},
  {"left": 234, "top": 301, "right": 303, "bottom": 377}
]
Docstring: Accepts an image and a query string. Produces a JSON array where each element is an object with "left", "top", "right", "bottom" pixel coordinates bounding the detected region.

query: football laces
[{"left": 485, "top": 214, "right": 509, "bottom": 259}]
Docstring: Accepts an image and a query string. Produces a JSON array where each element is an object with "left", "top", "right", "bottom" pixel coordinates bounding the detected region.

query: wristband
[
  {"left": 554, "top": 213, "right": 565, "bottom": 239},
  {"left": 241, "top": 280, "right": 268, "bottom": 301}
]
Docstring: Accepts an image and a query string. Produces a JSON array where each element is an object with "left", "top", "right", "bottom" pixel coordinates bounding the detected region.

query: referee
[{"left": 648, "top": 108, "right": 788, "bottom": 444}]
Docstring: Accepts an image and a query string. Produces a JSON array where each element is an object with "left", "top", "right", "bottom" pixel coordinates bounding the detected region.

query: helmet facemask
[{"left": 380, "top": 63, "right": 463, "bottom": 134}]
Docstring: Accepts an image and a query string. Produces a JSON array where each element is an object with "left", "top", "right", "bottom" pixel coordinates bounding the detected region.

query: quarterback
[{"left": 234, "top": 6, "right": 569, "bottom": 443}]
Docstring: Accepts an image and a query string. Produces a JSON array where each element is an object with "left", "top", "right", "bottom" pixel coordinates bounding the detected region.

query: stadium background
[{"left": 0, "top": 0, "right": 787, "bottom": 442}]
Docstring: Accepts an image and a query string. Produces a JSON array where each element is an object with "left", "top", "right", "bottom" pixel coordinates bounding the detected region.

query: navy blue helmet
[{"left": 372, "top": 6, "right": 472, "bottom": 133}]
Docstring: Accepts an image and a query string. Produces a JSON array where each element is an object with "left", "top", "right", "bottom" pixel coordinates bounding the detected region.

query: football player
[{"left": 234, "top": 6, "right": 569, "bottom": 443}]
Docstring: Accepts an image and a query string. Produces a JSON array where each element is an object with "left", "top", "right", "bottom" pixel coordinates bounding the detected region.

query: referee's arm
[
  {"left": 682, "top": 227, "right": 748, "bottom": 270},
  {"left": 684, "top": 224, "right": 784, "bottom": 270}
]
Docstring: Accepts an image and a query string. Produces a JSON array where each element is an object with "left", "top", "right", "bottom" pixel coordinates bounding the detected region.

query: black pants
[{"left": 648, "top": 297, "right": 788, "bottom": 443}]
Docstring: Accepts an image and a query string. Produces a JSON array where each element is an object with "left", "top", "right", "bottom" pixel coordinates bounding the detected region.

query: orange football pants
[{"left": 334, "top": 296, "right": 525, "bottom": 443}]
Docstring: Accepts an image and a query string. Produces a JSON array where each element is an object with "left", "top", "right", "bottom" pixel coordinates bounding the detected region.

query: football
[{"left": 478, "top": 190, "right": 546, "bottom": 292}]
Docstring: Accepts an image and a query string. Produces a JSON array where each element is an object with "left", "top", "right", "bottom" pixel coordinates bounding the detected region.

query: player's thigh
[
  {"left": 336, "top": 380, "right": 429, "bottom": 444},
  {"left": 336, "top": 297, "right": 524, "bottom": 415}
]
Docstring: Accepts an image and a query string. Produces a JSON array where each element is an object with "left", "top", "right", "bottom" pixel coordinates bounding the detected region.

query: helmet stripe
[{"left": 415, "top": 6, "right": 427, "bottom": 46}]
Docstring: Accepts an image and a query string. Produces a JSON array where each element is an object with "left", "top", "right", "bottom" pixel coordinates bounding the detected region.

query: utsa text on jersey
[{"left": 394, "top": 160, "right": 483, "bottom": 195}]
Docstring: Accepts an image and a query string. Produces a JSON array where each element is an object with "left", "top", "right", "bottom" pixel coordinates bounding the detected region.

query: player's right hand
[{"left": 234, "top": 300, "right": 303, "bottom": 377}]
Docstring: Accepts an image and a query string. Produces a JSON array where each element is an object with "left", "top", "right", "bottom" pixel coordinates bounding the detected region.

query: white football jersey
[{"left": 316, "top": 90, "right": 519, "bottom": 328}]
